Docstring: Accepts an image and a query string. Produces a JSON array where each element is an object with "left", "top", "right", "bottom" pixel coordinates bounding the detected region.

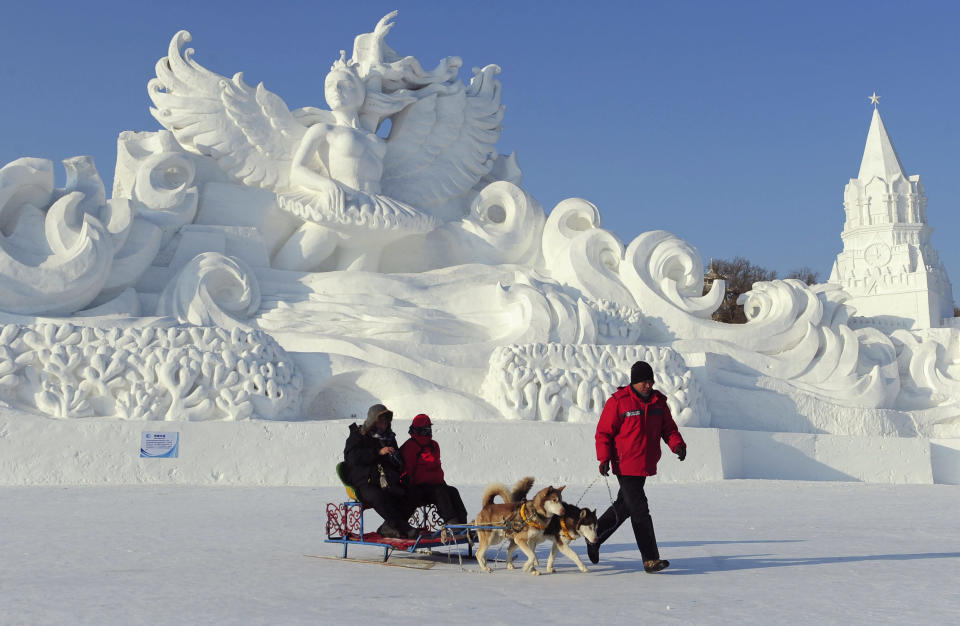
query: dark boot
[
  {"left": 586, "top": 541, "right": 600, "bottom": 564},
  {"left": 644, "top": 559, "right": 669, "bottom": 573},
  {"left": 398, "top": 521, "right": 420, "bottom": 539},
  {"left": 376, "top": 522, "right": 401, "bottom": 538}
]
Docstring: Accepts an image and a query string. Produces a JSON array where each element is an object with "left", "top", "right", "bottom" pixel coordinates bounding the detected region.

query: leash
[
  {"left": 603, "top": 475, "right": 615, "bottom": 505},
  {"left": 574, "top": 474, "right": 617, "bottom": 508},
  {"left": 574, "top": 474, "right": 610, "bottom": 506}
]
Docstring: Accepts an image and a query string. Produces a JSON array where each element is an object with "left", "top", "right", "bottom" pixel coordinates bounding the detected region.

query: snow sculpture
[
  {"left": 0, "top": 322, "right": 301, "bottom": 420},
  {"left": 481, "top": 344, "right": 709, "bottom": 426},
  {"left": 829, "top": 106, "right": 954, "bottom": 329},
  {"left": 1, "top": 11, "right": 960, "bottom": 437},
  {"left": 148, "top": 13, "right": 502, "bottom": 272},
  {"left": 0, "top": 157, "right": 156, "bottom": 315},
  {"left": 156, "top": 252, "right": 261, "bottom": 329}
]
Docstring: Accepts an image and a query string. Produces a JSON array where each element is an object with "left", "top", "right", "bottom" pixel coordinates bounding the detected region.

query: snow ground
[{"left": 2, "top": 481, "right": 958, "bottom": 625}]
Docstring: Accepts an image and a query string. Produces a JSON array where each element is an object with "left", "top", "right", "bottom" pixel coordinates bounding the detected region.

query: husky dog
[
  {"left": 542, "top": 503, "right": 598, "bottom": 573},
  {"left": 505, "top": 490, "right": 599, "bottom": 573},
  {"left": 473, "top": 477, "right": 565, "bottom": 575}
]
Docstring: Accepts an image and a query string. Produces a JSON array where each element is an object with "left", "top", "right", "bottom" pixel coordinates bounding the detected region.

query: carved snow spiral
[
  {"left": 542, "top": 198, "right": 634, "bottom": 304},
  {"left": 453, "top": 181, "right": 544, "bottom": 264},
  {"left": 621, "top": 230, "right": 724, "bottom": 317},
  {"left": 134, "top": 151, "right": 196, "bottom": 211},
  {"left": 157, "top": 252, "right": 261, "bottom": 328}
]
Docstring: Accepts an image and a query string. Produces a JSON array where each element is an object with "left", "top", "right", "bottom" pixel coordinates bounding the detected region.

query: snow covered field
[{"left": 2, "top": 481, "right": 958, "bottom": 624}]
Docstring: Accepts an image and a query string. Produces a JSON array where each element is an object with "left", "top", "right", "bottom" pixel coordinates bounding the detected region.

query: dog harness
[
  {"left": 559, "top": 518, "right": 576, "bottom": 541},
  {"left": 519, "top": 502, "right": 547, "bottom": 530}
]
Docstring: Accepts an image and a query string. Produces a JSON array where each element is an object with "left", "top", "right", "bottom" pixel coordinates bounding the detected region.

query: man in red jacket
[{"left": 587, "top": 360, "right": 686, "bottom": 572}]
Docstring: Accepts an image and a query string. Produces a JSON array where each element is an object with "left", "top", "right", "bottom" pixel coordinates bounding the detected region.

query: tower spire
[{"left": 857, "top": 104, "right": 905, "bottom": 182}]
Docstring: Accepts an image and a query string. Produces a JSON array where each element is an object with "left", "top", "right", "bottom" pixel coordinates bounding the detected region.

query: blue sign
[{"left": 140, "top": 431, "right": 179, "bottom": 458}]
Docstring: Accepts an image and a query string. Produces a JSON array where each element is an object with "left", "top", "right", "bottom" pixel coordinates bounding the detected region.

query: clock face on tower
[{"left": 864, "top": 242, "right": 891, "bottom": 268}]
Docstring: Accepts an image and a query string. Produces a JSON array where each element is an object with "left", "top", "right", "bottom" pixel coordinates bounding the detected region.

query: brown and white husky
[
  {"left": 505, "top": 484, "right": 599, "bottom": 573},
  {"left": 473, "top": 476, "right": 565, "bottom": 575}
]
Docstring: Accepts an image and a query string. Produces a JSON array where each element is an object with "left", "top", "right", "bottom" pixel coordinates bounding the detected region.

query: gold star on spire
[{"left": 869, "top": 92, "right": 881, "bottom": 108}]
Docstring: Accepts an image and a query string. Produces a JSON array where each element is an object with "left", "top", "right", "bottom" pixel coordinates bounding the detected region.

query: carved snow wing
[{"left": 149, "top": 31, "right": 308, "bottom": 191}]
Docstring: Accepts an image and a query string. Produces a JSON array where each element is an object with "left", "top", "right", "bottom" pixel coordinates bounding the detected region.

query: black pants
[
  {"left": 595, "top": 475, "right": 660, "bottom": 561},
  {"left": 354, "top": 483, "right": 411, "bottom": 531},
  {"left": 405, "top": 483, "right": 468, "bottom": 524}
]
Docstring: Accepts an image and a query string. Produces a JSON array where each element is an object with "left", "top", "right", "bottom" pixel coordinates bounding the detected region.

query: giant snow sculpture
[{"left": 0, "top": 12, "right": 958, "bottom": 438}]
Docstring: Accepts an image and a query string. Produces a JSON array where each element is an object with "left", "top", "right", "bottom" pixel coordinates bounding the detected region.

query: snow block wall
[{"left": 0, "top": 410, "right": 952, "bottom": 486}]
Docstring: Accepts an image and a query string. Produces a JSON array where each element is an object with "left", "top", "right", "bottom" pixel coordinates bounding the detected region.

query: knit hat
[
  {"left": 630, "top": 361, "right": 654, "bottom": 385},
  {"left": 412, "top": 414, "right": 432, "bottom": 428},
  {"left": 363, "top": 403, "right": 393, "bottom": 432}
]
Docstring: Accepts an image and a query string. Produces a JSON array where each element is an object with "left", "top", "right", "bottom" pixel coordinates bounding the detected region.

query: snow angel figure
[
  {"left": 149, "top": 11, "right": 503, "bottom": 272},
  {"left": 277, "top": 52, "right": 436, "bottom": 270}
]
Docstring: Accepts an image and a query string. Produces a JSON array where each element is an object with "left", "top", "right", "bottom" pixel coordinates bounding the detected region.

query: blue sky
[{"left": 2, "top": 0, "right": 958, "bottom": 284}]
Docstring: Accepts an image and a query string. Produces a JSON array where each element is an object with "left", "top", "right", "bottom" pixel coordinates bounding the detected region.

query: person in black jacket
[{"left": 343, "top": 404, "right": 417, "bottom": 539}]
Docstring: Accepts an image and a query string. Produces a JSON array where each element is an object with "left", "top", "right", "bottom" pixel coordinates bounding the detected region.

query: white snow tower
[{"left": 829, "top": 103, "right": 954, "bottom": 329}]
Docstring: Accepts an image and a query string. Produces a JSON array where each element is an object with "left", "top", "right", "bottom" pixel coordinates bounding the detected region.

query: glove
[
  {"left": 677, "top": 445, "right": 687, "bottom": 462},
  {"left": 599, "top": 461, "right": 610, "bottom": 476}
]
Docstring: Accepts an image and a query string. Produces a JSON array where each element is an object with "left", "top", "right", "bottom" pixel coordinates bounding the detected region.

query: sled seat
[
  {"left": 326, "top": 463, "right": 445, "bottom": 542},
  {"left": 336, "top": 462, "right": 361, "bottom": 502}
]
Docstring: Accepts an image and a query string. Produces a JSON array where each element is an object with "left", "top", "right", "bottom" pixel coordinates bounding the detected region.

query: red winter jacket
[
  {"left": 400, "top": 435, "right": 445, "bottom": 485},
  {"left": 595, "top": 386, "right": 685, "bottom": 476}
]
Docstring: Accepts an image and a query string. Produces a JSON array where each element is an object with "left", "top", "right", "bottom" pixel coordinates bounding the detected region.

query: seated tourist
[
  {"left": 399, "top": 414, "right": 468, "bottom": 525},
  {"left": 343, "top": 404, "right": 417, "bottom": 539}
]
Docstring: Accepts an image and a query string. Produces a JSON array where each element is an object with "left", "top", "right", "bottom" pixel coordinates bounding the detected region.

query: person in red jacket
[
  {"left": 587, "top": 360, "right": 687, "bottom": 572},
  {"left": 399, "top": 414, "right": 468, "bottom": 525}
]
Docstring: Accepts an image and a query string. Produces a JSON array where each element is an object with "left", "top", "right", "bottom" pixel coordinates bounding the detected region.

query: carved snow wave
[
  {"left": 0, "top": 322, "right": 302, "bottom": 420},
  {"left": 0, "top": 145, "right": 201, "bottom": 315},
  {"left": 536, "top": 211, "right": 960, "bottom": 418},
  {"left": 480, "top": 343, "right": 709, "bottom": 426},
  {"left": 416, "top": 180, "right": 546, "bottom": 269},
  {"left": 120, "top": 131, "right": 199, "bottom": 245},
  {"left": 0, "top": 158, "right": 116, "bottom": 314},
  {"left": 542, "top": 218, "right": 725, "bottom": 330},
  {"left": 542, "top": 198, "right": 634, "bottom": 305},
  {"left": 671, "top": 280, "right": 899, "bottom": 409},
  {"left": 157, "top": 252, "right": 261, "bottom": 328}
]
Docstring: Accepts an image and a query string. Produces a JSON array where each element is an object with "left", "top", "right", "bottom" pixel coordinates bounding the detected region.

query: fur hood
[{"left": 362, "top": 403, "right": 394, "bottom": 434}]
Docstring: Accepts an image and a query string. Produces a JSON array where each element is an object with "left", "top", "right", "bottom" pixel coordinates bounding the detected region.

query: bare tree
[
  {"left": 703, "top": 257, "right": 777, "bottom": 324},
  {"left": 785, "top": 267, "right": 819, "bottom": 285}
]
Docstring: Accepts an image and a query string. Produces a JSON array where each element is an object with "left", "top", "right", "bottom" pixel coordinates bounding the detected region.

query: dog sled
[{"left": 323, "top": 463, "right": 494, "bottom": 564}]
